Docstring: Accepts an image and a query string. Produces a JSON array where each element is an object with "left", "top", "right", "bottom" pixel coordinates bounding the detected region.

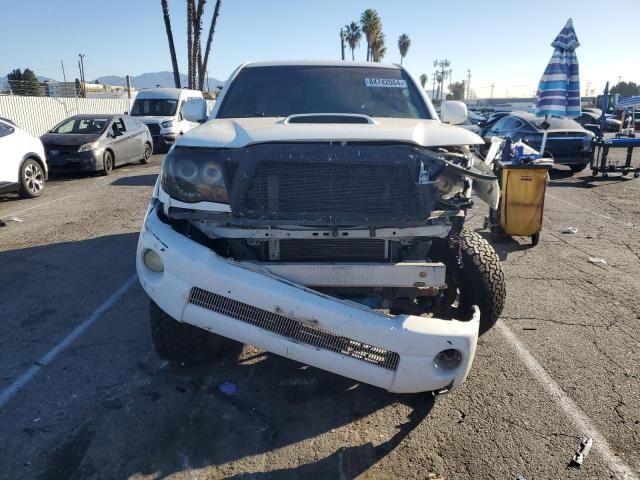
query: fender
[{"left": 20, "top": 152, "right": 48, "bottom": 181}]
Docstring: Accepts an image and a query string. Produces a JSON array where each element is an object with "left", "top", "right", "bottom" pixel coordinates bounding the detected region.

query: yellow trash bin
[{"left": 496, "top": 162, "right": 551, "bottom": 246}]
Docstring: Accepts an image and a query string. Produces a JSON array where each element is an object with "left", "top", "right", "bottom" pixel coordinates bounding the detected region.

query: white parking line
[
  {"left": 497, "top": 321, "right": 639, "bottom": 480},
  {"left": 0, "top": 274, "right": 137, "bottom": 410},
  {"left": 2, "top": 180, "right": 115, "bottom": 219}
]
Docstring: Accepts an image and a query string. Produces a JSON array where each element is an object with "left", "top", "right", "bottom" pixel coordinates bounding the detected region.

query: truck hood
[
  {"left": 177, "top": 117, "right": 484, "bottom": 148},
  {"left": 134, "top": 116, "right": 174, "bottom": 125}
]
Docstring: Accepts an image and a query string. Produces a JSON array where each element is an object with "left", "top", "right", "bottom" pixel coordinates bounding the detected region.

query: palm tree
[
  {"left": 420, "top": 73, "right": 428, "bottom": 89},
  {"left": 187, "top": 0, "right": 194, "bottom": 88},
  {"left": 360, "top": 9, "right": 380, "bottom": 61},
  {"left": 397, "top": 34, "right": 411, "bottom": 65},
  {"left": 371, "top": 32, "right": 386, "bottom": 62},
  {"left": 344, "top": 22, "right": 362, "bottom": 61},
  {"left": 160, "top": 0, "right": 181, "bottom": 88},
  {"left": 199, "top": 0, "right": 222, "bottom": 90}
]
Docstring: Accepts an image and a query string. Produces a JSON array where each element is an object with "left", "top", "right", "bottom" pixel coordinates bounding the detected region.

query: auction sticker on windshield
[{"left": 365, "top": 78, "right": 408, "bottom": 88}]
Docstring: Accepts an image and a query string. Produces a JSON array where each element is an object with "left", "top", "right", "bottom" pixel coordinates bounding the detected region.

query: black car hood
[{"left": 40, "top": 133, "right": 101, "bottom": 146}]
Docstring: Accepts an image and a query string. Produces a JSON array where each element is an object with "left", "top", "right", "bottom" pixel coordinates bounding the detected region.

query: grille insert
[
  {"left": 188, "top": 287, "right": 400, "bottom": 371},
  {"left": 145, "top": 123, "right": 161, "bottom": 136},
  {"left": 279, "top": 239, "right": 386, "bottom": 262},
  {"left": 242, "top": 161, "right": 419, "bottom": 222}
]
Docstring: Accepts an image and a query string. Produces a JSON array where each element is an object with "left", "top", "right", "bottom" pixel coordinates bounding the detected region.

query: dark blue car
[{"left": 481, "top": 112, "right": 594, "bottom": 172}]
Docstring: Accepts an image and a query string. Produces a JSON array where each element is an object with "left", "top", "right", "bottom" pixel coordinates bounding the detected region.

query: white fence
[{"left": 0, "top": 95, "right": 133, "bottom": 137}]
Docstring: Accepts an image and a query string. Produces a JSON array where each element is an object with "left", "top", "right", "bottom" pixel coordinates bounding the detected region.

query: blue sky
[{"left": 1, "top": 0, "right": 638, "bottom": 98}]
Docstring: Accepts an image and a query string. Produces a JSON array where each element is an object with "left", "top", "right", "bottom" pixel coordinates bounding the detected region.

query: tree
[
  {"left": 610, "top": 81, "right": 640, "bottom": 99},
  {"left": 419, "top": 73, "right": 428, "bottom": 89},
  {"left": 7, "top": 69, "right": 23, "bottom": 94},
  {"left": 160, "top": 0, "right": 181, "bottom": 88},
  {"left": 397, "top": 34, "right": 411, "bottom": 65},
  {"left": 8, "top": 68, "right": 40, "bottom": 96},
  {"left": 370, "top": 32, "right": 386, "bottom": 62},
  {"left": 344, "top": 22, "right": 362, "bottom": 61},
  {"left": 360, "top": 9, "right": 381, "bottom": 62},
  {"left": 199, "top": 0, "right": 222, "bottom": 90},
  {"left": 448, "top": 80, "right": 466, "bottom": 100}
]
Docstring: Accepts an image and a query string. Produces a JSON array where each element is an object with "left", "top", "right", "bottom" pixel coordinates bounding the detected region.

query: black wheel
[
  {"left": 531, "top": 232, "right": 540, "bottom": 246},
  {"left": 18, "top": 159, "right": 45, "bottom": 198},
  {"left": 603, "top": 172, "right": 609, "bottom": 178},
  {"left": 634, "top": 172, "right": 640, "bottom": 178},
  {"left": 429, "top": 228, "right": 506, "bottom": 335},
  {"left": 622, "top": 170, "right": 629, "bottom": 176},
  {"left": 592, "top": 169, "right": 599, "bottom": 176},
  {"left": 102, "top": 150, "right": 114, "bottom": 176},
  {"left": 570, "top": 163, "right": 588, "bottom": 173},
  {"left": 149, "top": 300, "right": 223, "bottom": 365},
  {"left": 140, "top": 143, "right": 152, "bottom": 164}
]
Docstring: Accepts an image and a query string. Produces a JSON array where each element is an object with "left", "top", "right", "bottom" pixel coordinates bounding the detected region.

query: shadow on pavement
[
  {"left": 111, "top": 174, "right": 158, "bottom": 187},
  {"left": 476, "top": 229, "right": 531, "bottom": 261},
  {"left": 111, "top": 350, "right": 435, "bottom": 480}
]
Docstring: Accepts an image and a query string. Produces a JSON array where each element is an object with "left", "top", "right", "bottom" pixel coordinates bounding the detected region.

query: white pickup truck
[{"left": 136, "top": 60, "right": 505, "bottom": 394}]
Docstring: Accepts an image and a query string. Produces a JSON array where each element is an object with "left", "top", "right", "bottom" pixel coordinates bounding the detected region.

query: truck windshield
[
  {"left": 217, "top": 66, "right": 430, "bottom": 119},
  {"left": 131, "top": 99, "right": 178, "bottom": 117}
]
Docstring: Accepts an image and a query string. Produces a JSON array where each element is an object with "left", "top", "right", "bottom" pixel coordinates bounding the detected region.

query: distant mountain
[{"left": 95, "top": 71, "right": 223, "bottom": 90}]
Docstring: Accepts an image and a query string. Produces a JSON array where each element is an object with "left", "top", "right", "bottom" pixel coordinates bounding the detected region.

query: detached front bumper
[{"left": 136, "top": 204, "right": 480, "bottom": 394}]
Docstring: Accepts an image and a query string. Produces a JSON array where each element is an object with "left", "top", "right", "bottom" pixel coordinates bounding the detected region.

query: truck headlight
[
  {"left": 161, "top": 147, "right": 229, "bottom": 203},
  {"left": 434, "top": 171, "right": 464, "bottom": 199},
  {"left": 78, "top": 142, "right": 99, "bottom": 152},
  {"left": 161, "top": 120, "right": 174, "bottom": 128}
]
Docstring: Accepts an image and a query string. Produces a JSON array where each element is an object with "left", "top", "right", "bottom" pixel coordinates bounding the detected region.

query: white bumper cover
[{"left": 136, "top": 203, "right": 480, "bottom": 393}]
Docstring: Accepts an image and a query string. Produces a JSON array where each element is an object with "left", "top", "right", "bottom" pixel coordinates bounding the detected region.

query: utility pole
[
  {"left": 78, "top": 54, "right": 86, "bottom": 97},
  {"left": 466, "top": 69, "right": 471, "bottom": 104},
  {"left": 490, "top": 83, "right": 494, "bottom": 104},
  {"left": 126, "top": 75, "right": 132, "bottom": 100},
  {"left": 206, "top": 71, "right": 211, "bottom": 92},
  {"left": 431, "top": 72, "right": 437, "bottom": 101},
  {"left": 618, "top": 75, "right": 622, "bottom": 85},
  {"left": 60, "top": 60, "right": 68, "bottom": 95},
  {"left": 340, "top": 28, "right": 346, "bottom": 61}
]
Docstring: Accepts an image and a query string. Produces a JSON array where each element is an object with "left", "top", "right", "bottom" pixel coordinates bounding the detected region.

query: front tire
[
  {"left": 102, "top": 150, "right": 114, "bottom": 176},
  {"left": 429, "top": 228, "right": 506, "bottom": 335},
  {"left": 149, "top": 300, "right": 223, "bottom": 365},
  {"left": 18, "top": 159, "right": 45, "bottom": 198},
  {"left": 140, "top": 143, "right": 152, "bottom": 164}
]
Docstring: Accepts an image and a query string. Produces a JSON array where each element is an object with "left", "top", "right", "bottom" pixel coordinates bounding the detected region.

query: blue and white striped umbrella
[{"left": 535, "top": 18, "right": 581, "bottom": 118}]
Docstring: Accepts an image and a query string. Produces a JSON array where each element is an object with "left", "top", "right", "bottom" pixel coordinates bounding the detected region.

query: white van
[{"left": 130, "top": 88, "right": 207, "bottom": 153}]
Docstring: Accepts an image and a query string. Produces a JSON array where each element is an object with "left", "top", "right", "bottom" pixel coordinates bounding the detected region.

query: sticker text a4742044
[{"left": 365, "top": 78, "right": 408, "bottom": 88}]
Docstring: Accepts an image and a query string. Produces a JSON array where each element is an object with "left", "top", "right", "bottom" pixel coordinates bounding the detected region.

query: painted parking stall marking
[{"left": 0, "top": 274, "right": 137, "bottom": 410}]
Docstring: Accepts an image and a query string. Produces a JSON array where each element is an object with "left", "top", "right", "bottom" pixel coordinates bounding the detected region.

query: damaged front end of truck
[{"left": 137, "top": 137, "right": 504, "bottom": 394}]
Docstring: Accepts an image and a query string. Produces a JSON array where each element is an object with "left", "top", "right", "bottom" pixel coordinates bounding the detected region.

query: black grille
[
  {"left": 46, "top": 144, "right": 81, "bottom": 155},
  {"left": 145, "top": 123, "right": 161, "bottom": 135},
  {"left": 188, "top": 287, "right": 400, "bottom": 371},
  {"left": 241, "top": 161, "right": 419, "bottom": 223},
  {"left": 279, "top": 239, "right": 386, "bottom": 262}
]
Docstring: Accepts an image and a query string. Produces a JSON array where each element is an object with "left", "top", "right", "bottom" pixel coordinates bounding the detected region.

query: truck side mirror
[
  {"left": 440, "top": 101, "right": 468, "bottom": 125},
  {"left": 182, "top": 98, "right": 207, "bottom": 123}
]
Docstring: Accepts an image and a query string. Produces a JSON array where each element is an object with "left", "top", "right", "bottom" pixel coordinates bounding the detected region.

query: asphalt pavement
[{"left": 0, "top": 153, "right": 638, "bottom": 480}]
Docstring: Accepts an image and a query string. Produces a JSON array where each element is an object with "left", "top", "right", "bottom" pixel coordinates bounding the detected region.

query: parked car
[
  {"left": 0, "top": 117, "right": 47, "bottom": 198},
  {"left": 574, "top": 111, "right": 621, "bottom": 132},
  {"left": 130, "top": 88, "right": 207, "bottom": 153},
  {"left": 137, "top": 60, "right": 506, "bottom": 395},
  {"left": 479, "top": 111, "right": 510, "bottom": 134},
  {"left": 467, "top": 110, "right": 486, "bottom": 125},
  {"left": 458, "top": 117, "right": 482, "bottom": 134},
  {"left": 41, "top": 114, "right": 153, "bottom": 175},
  {"left": 482, "top": 112, "right": 594, "bottom": 172}
]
